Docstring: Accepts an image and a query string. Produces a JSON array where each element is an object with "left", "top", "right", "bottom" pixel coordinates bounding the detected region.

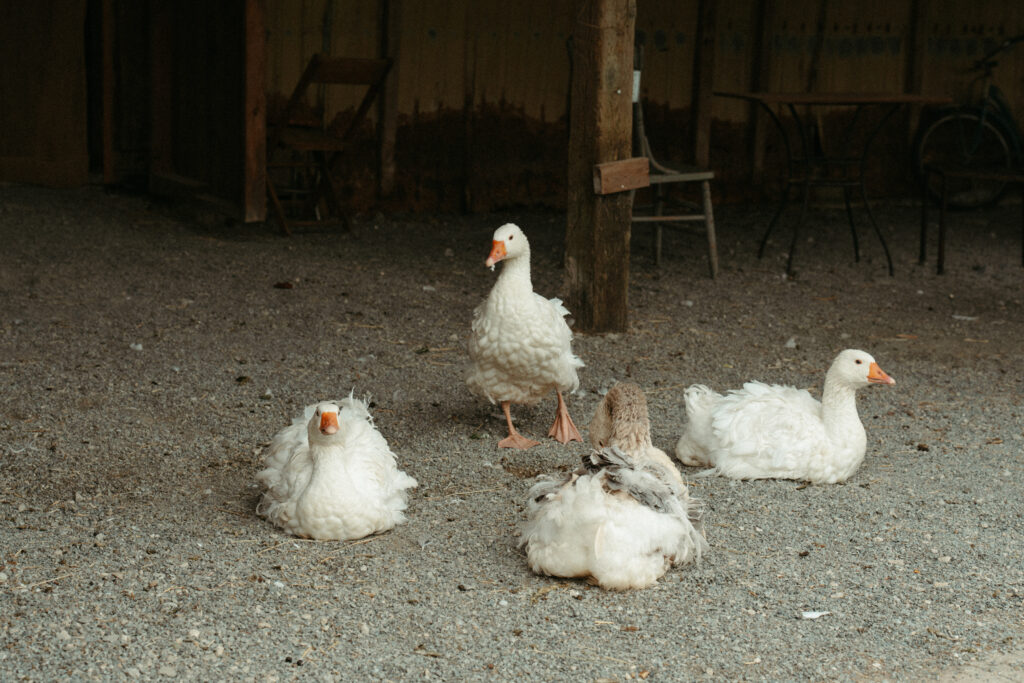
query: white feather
[
  {"left": 466, "top": 224, "right": 583, "bottom": 406},
  {"left": 520, "top": 384, "right": 707, "bottom": 590},
  {"left": 256, "top": 395, "right": 417, "bottom": 540},
  {"left": 675, "top": 349, "right": 895, "bottom": 483}
]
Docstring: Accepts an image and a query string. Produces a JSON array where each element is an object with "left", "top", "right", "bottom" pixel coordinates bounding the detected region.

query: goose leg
[
  {"left": 547, "top": 391, "right": 583, "bottom": 444},
  {"left": 498, "top": 401, "right": 540, "bottom": 449}
]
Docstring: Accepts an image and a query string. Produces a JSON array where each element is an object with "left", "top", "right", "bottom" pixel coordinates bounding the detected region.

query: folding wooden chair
[
  {"left": 266, "top": 54, "right": 392, "bottom": 235},
  {"left": 629, "top": 46, "right": 718, "bottom": 277}
]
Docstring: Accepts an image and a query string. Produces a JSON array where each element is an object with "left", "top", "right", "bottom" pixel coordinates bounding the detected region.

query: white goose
[
  {"left": 520, "top": 383, "right": 707, "bottom": 590},
  {"left": 675, "top": 349, "right": 895, "bottom": 484},
  {"left": 467, "top": 223, "right": 584, "bottom": 449},
  {"left": 256, "top": 396, "right": 417, "bottom": 540}
]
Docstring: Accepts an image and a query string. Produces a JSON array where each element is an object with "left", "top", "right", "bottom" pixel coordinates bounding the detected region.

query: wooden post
[
  {"left": 149, "top": 0, "right": 173, "bottom": 183},
  {"left": 243, "top": 0, "right": 266, "bottom": 222},
  {"left": 691, "top": 0, "right": 717, "bottom": 168},
  {"left": 101, "top": 0, "right": 116, "bottom": 185},
  {"left": 378, "top": 0, "right": 401, "bottom": 198},
  {"left": 751, "top": 0, "right": 775, "bottom": 185},
  {"left": 565, "top": 0, "right": 636, "bottom": 334},
  {"left": 905, "top": 0, "right": 929, "bottom": 145}
]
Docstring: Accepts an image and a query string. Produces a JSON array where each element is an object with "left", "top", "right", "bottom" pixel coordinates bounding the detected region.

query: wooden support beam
[
  {"left": 379, "top": 0, "right": 402, "bottom": 198},
  {"left": 593, "top": 157, "right": 649, "bottom": 195},
  {"left": 751, "top": 0, "right": 775, "bottom": 185},
  {"left": 691, "top": 0, "right": 717, "bottom": 168},
  {"left": 905, "top": 0, "right": 930, "bottom": 145},
  {"left": 101, "top": 0, "right": 115, "bottom": 184},
  {"left": 243, "top": 0, "right": 266, "bottom": 222},
  {"left": 565, "top": 0, "right": 636, "bottom": 334},
  {"left": 148, "top": 0, "right": 173, "bottom": 181}
]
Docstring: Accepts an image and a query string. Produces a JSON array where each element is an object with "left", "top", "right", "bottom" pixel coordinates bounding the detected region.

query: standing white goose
[
  {"left": 256, "top": 396, "right": 417, "bottom": 540},
  {"left": 467, "top": 223, "right": 584, "bottom": 449},
  {"left": 675, "top": 349, "right": 895, "bottom": 484},
  {"left": 520, "top": 383, "right": 707, "bottom": 590}
]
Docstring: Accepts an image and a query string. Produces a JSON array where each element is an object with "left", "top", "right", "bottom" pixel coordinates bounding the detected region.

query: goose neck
[
  {"left": 820, "top": 377, "right": 862, "bottom": 440},
  {"left": 496, "top": 253, "right": 532, "bottom": 289}
]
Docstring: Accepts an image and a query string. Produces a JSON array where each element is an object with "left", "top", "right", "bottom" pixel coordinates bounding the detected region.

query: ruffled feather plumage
[
  {"left": 675, "top": 349, "right": 895, "bottom": 484},
  {"left": 520, "top": 383, "right": 707, "bottom": 589},
  {"left": 256, "top": 395, "right": 417, "bottom": 540},
  {"left": 467, "top": 223, "right": 583, "bottom": 448}
]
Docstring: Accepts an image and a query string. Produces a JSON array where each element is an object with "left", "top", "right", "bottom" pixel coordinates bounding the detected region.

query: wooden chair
[
  {"left": 266, "top": 54, "right": 392, "bottom": 235},
  {"left": 629, "top": 47, "right": 718, "bottom": 277}
]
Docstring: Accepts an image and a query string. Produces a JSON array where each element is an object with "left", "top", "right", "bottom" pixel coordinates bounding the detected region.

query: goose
[
  {"left": 675, "top": 349, "right": 895, "bottom": 484},
  {"left": 467, "top": 223, "right": 584, "bottom": 449},
  {"left": 256, "top": 396, "right": 417, "bottom": 540},
  {"left": 589, "top": 382, "right": 683, "bottom": 486},
  {"left": 519, "top": 384, "right": 707, "bottom": 590}
]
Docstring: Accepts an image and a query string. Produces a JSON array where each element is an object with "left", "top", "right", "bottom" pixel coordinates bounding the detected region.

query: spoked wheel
[{"left": 913, "top": 107, "right": 1016, "bottom": 208}]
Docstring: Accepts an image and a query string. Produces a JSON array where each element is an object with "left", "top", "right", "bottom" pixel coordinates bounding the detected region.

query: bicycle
[{"left": 913, "top": 34, "right": 1024, "bottom": 209}]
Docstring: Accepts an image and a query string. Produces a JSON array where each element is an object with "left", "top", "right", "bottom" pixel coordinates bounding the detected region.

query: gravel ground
[{"left": 1, "top": 184, "right": 1022, "bottom": 681}]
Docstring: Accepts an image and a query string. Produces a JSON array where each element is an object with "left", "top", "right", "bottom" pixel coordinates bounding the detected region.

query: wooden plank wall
[{"left": 263, "top": 0, "right": 1024, "bottom": 210}]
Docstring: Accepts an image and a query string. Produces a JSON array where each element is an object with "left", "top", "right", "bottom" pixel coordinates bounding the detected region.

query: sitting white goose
[
  {"left": 256, "top": 396, "right": 417, "bottom": 540},
  {"left": 520, "top": 384, "right": 707, "bottom": 590},
  {"left": 675, "top": 349, "right": 895, "bottom": 484},
  {"left": 467, "top": 223, "right": 584, "bottom": 449}
]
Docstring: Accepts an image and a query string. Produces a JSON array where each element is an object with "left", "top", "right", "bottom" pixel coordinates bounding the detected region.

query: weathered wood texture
[
  {"left": 244, "top": 0, "right": 267, "bottom": 222},
  {"left": 691, "top": 0, "right": 717, "bottom": 168},
  {"left": 593, "top": 157, "right": 650, "bottom": 195},
  {"left": 379, "top": 0, "right": 402, "bottom": 197},
  {"left": 0, "top": 0, "right": 89, "bottom": 186},
  {"left": 565, "top": 0, "right": 636, "bottom": 334}
]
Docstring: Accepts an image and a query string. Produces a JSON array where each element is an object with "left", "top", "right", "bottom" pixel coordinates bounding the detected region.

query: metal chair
[{"left": 920, "top": 162, "right": 1024, "bottom": 273}]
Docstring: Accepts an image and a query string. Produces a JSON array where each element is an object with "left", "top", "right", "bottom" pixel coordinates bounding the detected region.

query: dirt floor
[{"left": 1, "top": 184, "right": 1022, "bottom": 681}]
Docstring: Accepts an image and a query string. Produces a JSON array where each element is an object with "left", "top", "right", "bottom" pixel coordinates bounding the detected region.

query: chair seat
[
  {"left": 924, "top": 162, "right": 1024, "bottom": 183},
  {"left": 649, "top": 169, "right": 714, "bottom": 184},
  {"left": 278, "top": 127, "right": 352, "bottom": 152}
]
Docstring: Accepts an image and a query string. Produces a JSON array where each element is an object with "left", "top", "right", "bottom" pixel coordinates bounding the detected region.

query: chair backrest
[
  {"left": 632, "top": 45, "right": 671, "bottom": 172},
  {"left": 269, "top": 54, "right": 392, "bottom": 149}
]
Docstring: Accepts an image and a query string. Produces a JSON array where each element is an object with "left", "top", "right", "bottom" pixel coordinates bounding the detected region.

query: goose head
[
  {"left": 829, "top": 349, "right": 895, "bottom": 389},
  {"left": 485, "top": 223, "right": 529, "bottom": 267},
  {"left": 307, "top": 402, "right": 342, "bottom": 445}
]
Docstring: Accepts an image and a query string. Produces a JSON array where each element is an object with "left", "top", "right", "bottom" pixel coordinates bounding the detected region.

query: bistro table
[{"left": 715, "top": 91, "right": 952, "bottom": 275}]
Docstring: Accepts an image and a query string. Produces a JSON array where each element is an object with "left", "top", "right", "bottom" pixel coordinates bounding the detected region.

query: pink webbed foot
[
  {"left": 498, "top": 400, "right": 540, "bottom": 450},
  {"left": 547, "top": 391, "right": 583, "bottom": 444}
]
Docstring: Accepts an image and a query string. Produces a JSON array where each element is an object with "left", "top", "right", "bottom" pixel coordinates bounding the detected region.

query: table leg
[
  {"left": 937, "top": 172, "right": 947, "bottom": 275},
  {"left": 843, "top": 185, "right": 860, "bottom": 262},
  {"left": 858, "top": 181, "right": 894, "bottom": 276},
  {"left": 919, "top": 169, "right": 929, "bottom": 265},
  {"left": 759, "top": 182, "right": 791, "bottom": 259},
  {"left": 785, "top": 181, "right": 811, "bottom": 275}
]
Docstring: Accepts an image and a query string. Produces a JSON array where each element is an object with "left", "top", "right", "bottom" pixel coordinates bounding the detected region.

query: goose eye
[
  {"left": 855, "top": 359, "right": 862, "bottom": 364},
  {"left": 508, "top": 234, "right": 514, "bottom": 240}
]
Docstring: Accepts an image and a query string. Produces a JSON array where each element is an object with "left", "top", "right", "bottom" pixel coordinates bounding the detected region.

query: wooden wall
[
  {"left": 0, "top": 1, "right": 90, "bottom": 187},
  {"left": 5, "top": 1, "right": 1022, "bottom": 211},
  {"left": 262, "top": 0, "right": 1024, "bottom": 212}
]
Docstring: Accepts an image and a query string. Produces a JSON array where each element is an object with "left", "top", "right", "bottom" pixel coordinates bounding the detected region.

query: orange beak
[
  {"left": 485, "top": 240, "right": 507, "bottom": 267},
  {"left": 867, "top": 362, "right": 895, "bottom": 385},
  {"left": 319, "top": 411, "right": 340, "bottom": 435}
]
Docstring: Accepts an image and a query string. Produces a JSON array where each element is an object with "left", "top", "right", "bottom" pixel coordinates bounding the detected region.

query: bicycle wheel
[{"left": 913, "top": 107, "right": 1015, "bottom": 208}]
